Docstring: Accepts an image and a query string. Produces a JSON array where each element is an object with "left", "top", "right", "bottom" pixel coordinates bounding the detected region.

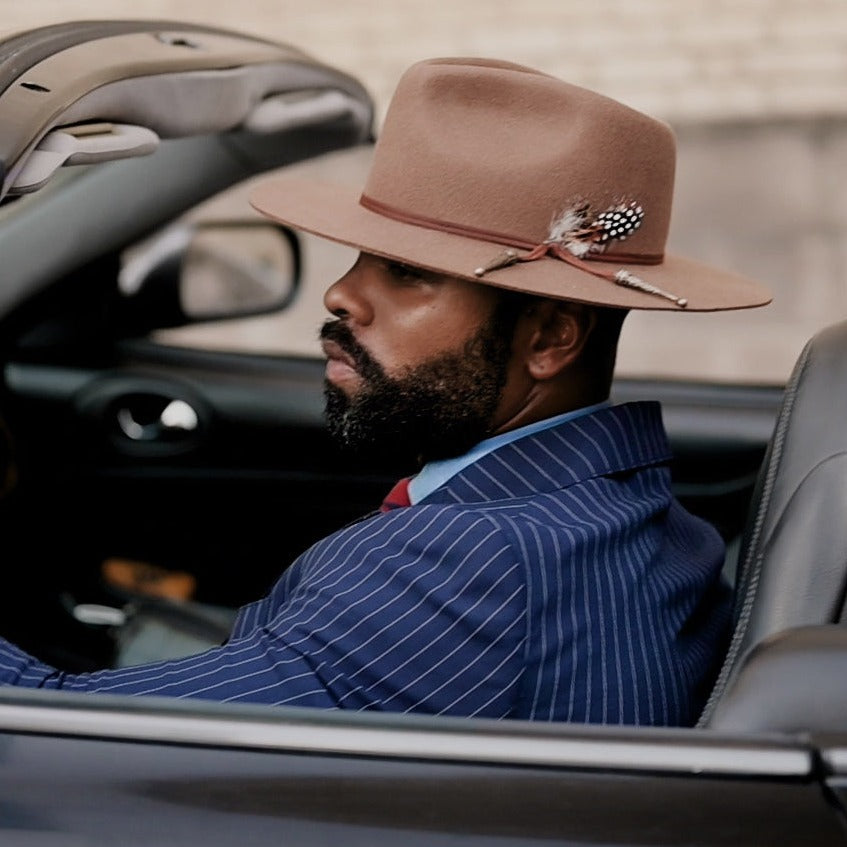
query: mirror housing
[{"left": 116, "top": 220, "right": 299, "bottom": 332}]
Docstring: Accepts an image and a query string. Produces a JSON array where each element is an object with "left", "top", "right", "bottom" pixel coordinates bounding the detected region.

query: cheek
[
  {"left": 392, "top": 297, "right": 497, "bottom": 361},
  {"left": 363, "top": 278, "right": 500, "bottom": 373},
  {"left": 404, "top": 308, "right": 470, "bottom": 353},
  {"left": 383, "top": 322, "right": 470, "bottom": 375}
]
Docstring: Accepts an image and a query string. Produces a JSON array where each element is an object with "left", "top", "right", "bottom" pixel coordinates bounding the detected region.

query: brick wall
[
  {"left": 9, "top": 0, "right": 847, "bottom": 124},
  {"left": 621, "top": 116, "right": 847, "bottom": 382}
]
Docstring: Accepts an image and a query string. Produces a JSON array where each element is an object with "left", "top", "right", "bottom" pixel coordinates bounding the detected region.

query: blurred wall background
[{"left": 4, "top": 0, "right": 846, "bottom": 382}]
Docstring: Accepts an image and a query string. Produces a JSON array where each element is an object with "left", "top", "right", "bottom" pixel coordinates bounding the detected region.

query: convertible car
[{"left": 0, "top": 19, "right": 845, "bottom": 846}]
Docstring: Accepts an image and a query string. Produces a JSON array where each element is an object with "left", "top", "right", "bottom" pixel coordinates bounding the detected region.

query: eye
[{"left": 384, "top": 260, "right": 424, "bottom": 283}]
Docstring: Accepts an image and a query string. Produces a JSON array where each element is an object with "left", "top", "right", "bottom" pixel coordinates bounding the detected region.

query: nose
[{"left": 323, "top": 254, "right": 374, "bottom": 325}]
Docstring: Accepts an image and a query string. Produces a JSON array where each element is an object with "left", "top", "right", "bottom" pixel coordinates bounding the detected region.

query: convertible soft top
[{"left": 0, "top": 20, "right": 372, "bottom": 199}]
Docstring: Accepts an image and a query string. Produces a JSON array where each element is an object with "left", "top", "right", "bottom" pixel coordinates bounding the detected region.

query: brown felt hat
[{"left": 251, "top": 57, "right": 772, "bottom": 312}]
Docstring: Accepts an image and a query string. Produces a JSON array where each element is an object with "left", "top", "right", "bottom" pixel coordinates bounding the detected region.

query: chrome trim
[
  {"left": 822, "top": 747, "right": 847, "bottom": 774},
  {"left": 0, "top": 698, "right": 811, "bottom": 777}
]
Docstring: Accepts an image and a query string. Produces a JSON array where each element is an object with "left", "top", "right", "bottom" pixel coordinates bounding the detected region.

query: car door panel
[
  {"left": 0, "top": 690, "right": 843, "bottom": 846},
  {"left": 1, "top": 350, "right": 401, "bottom": 667}
]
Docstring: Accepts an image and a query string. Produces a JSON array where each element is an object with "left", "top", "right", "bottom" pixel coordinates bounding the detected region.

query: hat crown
[
  {"left": 363, "top": 58, "right": 676, "bottom": 257},
  {"left": 249, "top": 56, "right": 771, "bottom": 311}
]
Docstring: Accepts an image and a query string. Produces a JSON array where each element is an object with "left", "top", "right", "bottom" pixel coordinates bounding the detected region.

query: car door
[
  {"left": 0, "top": 20, "right": 385, "bottom": 669},
  {"left": 0, "top": 686, "right": 845, "bottom": 846}
]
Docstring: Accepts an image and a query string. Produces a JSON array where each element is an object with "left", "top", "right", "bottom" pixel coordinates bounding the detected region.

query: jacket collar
[{"left": 421, "top": 401, "right": 670, "bottom": 504}]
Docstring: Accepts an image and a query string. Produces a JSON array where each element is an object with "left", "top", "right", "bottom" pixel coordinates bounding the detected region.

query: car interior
[{"left": 0, "top": 20, "right": 843, "bottom": 743}]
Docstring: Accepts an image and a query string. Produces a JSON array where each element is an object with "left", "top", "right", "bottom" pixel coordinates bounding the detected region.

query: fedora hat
[{"left": 251, "top": 57, "right": 771, "bottom": 312}]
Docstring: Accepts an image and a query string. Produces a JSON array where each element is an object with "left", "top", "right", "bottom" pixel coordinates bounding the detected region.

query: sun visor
[
  {"left": 8, "top": 122, "right": 159, "bottom": 195},
  {"left": 243, "top": 89, "right": 371, "bottom": 135},
  {"left": 3, "top": 68, "right": 373, "bottom": 202},
  {"left": 0, "top": 26, "right": 373, "bottom": 202},
  {"left": 5, "top": 80, "right": 371, "bottom": 197}
]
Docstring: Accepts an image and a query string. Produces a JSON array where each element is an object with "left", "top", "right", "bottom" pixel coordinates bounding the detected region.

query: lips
[
  {"left": 321, "top": 338, "right": 356, "bottom": 367},
  {"left": 322, "top": 338, "right": 360, "bottom": 387}
]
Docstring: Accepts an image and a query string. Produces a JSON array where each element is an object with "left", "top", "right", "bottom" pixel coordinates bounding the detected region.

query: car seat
[{"left": 698, "top": 318, "right": 847, "bottom": 731}]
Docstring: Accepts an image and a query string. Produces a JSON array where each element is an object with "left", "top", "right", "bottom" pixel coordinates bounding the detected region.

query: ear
[{"left": 522, "top": 300, "right": 596, "bottom": 381}]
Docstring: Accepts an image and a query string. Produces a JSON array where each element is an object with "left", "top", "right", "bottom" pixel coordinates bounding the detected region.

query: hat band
[
  {"left": 359, "top": 193, "right": 664, "bottom": 265},
  {"left": 360, "top": 193, "right": 687, "bottom": 308}
]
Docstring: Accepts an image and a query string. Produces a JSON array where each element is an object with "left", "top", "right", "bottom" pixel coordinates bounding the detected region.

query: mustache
[{"left": 319, "top": 319, "right": 384, "bottom": 380}]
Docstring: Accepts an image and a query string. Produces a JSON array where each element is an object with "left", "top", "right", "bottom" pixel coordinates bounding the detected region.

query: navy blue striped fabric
[{"left": 0, "top": 402, "right": 730, "bottom": 726}]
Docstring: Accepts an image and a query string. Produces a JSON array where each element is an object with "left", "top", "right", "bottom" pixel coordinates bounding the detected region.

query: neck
[{"left": 490, "top": 377, "right": 608, "bottom": 437}]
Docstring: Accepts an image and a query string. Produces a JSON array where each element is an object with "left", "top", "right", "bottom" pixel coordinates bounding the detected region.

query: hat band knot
[{"left": 359, "top": 193, "right": 687, "bottom": 308}]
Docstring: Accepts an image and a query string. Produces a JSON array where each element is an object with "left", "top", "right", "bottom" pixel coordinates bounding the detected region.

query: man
[{"left": 0, "top": 58, "right": 770, "bottom": 725}]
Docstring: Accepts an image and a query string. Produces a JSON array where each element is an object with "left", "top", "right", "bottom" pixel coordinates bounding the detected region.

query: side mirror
[{"left": 117, "top": 221, "right": 299, "bottom": 331}]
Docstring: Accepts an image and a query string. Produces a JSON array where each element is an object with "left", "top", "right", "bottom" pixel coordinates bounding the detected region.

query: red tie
[{"left": 380, "top": 477, "right": 412, "bottom": 512}]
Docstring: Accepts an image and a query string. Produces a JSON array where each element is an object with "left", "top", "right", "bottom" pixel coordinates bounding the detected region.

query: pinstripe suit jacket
[{"left": 0, "top": 402, "right": 730, "bottom": 726}]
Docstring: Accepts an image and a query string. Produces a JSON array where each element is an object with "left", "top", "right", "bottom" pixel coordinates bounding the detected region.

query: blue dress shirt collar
[{"left": 407, "top": 400, "right": 611, "bottom": 505}]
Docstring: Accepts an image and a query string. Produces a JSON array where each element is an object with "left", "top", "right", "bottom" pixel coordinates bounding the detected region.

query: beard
[{"left": 321, "top": 301, "right": 517, "bottom": 467}]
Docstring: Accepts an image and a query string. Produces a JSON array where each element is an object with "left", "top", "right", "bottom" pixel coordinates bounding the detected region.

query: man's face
[{"left": 321, "top": 253, "right": 519, "bottom": 466}]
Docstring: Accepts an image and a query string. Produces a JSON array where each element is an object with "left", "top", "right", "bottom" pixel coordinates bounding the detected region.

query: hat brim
[{"left": 250, "top": 174, "right": 772, "bottom": 313}]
